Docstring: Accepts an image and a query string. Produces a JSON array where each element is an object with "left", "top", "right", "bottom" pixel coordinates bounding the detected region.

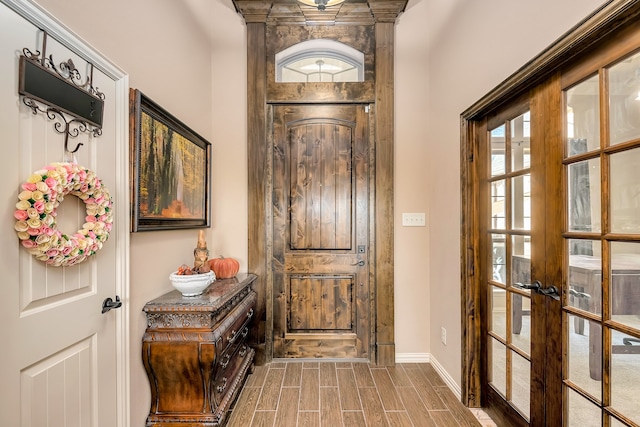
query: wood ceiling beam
[{"left": 232, "top": 0, "right": 406, "bottom": 25}]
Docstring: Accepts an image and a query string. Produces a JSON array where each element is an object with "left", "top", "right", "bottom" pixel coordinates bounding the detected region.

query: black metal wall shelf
[{"left": 18, "top": 31, "right": 105, "bottom": 154}]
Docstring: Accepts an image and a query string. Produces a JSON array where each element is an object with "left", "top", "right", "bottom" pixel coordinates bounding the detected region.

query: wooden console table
[{"left": 142, "top": 273, "right": 257, "bottom": 427}]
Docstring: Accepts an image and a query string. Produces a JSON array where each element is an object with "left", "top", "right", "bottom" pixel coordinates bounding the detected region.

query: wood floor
[{"left": 226, "top": 361, "right": 483, "bottom": 427}]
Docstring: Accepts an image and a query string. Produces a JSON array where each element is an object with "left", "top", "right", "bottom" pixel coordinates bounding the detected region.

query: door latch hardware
[
  {"left": 101, "top": 296, "right": 122, "bottom": 314},
  {"left": 514, "top": 281, "right": 560, "bottom": 300}
]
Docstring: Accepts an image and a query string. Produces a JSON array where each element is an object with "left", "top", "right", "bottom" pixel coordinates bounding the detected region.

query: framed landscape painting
[{"left": 129, "top": 89, "right": 211, "bottom": 231}]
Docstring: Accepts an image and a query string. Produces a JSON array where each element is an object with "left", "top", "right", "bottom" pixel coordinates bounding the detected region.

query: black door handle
[
  {"left": 538, "top": 285, "right": 560, "bottom": 300},
  {"left": 102, "top": 296, "right": 122, "bottom": 314},
  {"left": 514, "top": 280, "right": 542, "bottom": 291},
  {"left": 514, "top": 281, "right": 560, "bottom": 301}
]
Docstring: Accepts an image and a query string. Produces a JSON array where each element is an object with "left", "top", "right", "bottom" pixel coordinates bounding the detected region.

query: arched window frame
[{"left": 275, "top": 39, "right": 365, "bottom": 83}]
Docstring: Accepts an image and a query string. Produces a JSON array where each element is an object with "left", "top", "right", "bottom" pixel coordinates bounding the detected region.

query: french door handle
[
  {"left": 514, "top": 281, "right": 560, "bottom": 301},
  {"left": 538, "top": 286, "right": 560, "bottom": 300},
  {"left": 351, "top": 260, "right": 365, "bottom": 266},
  {"left": 514, "top": 281, "right": 542, "bottom": 291}
]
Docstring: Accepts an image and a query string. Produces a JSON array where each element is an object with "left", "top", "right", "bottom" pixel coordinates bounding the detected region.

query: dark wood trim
[
  {"left": 542, "top": 74, "right": 564, "bottom": 427},
  {"left": 561, "top": 16, "right": 640, "bottom": 89},
  {"left": 246, "top": 22, "right": 270, "bottom": 365},
  {"left": 484, "top": 388, "right": 528, "bottom": 427},
  {"left": 461, "top": 0, "right": 640, "bottom": 121},
  {"left": 265, "top": 82, "right": 375, "bottom": 104},
  {"left": 529, "top": 73, "right": 563, "bottom": 426},
  {"left": 235, "top": 0, "right": 406, "bottom": 365},
  {"left": 460, "top": 115, "right": 481, "bottom": 407},
  {"left": 367, "top": 101, "right": 378, "bottom": 361},
  {"left": 234, "top": 0, "right": 407, "bottom": 26},
  {"left": 460, "top": 0, "right": 640, "bottom": 408},
  {"left": 374, "top": 21, "right": 396, "bottom": 366},
  {"left": 529, "top": 81, "right": 548, "bottom": 426}
]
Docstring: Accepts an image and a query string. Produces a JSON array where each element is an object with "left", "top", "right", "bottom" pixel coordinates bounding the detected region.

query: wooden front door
[{"left": 271, "top": 104, "right": 371, "bottom": 359}]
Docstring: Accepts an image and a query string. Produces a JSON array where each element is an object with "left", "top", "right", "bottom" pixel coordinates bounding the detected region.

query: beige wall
[
  {"left": 395, "top": 1, "right": 431, "bottom": 358},
  {"left": 30, "top": 0, "right": 608, "bottom": 424},
  {"left": 33, "top": 0, "right": 240, "bottom": 424},
  {"left": 414, "top": 0, "right": 606, "bottom": 385}
]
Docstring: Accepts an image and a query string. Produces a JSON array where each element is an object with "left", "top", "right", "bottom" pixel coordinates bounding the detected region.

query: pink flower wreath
[{"left": 14, "top": 162, "right": 113, "bottom": 267}]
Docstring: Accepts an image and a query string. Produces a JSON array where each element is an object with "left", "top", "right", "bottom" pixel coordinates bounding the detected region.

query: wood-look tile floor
[{"left": 227, "top": 362, "right": 483, "bottom": 427}]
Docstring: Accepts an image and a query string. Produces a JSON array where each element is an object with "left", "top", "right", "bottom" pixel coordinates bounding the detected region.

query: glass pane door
[
  {"left": 486, "top": 110, "right": 533, "bottom": 424},
  {"left": 563, "top": 50, "right": 640, "bottom": 427}
]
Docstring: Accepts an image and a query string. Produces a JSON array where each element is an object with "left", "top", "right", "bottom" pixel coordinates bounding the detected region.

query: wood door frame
[
  {"left": 461, "top": 0, "right": 640, "bottom": 410},
  {"left": 233, "top": 0, "right": 407, "bottom": 365}
]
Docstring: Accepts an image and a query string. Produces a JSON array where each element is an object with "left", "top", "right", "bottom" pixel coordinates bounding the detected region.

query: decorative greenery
[{"left": 14, "top": 162, "right": 113, "bottom": 267}]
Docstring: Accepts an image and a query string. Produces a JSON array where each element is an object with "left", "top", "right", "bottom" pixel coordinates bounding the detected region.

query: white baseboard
[
  {"left": 395, "top": 352, "right": 430, "bottom": 363},
  {"left": 429, "top": 355, "right": 462, "bottom": 399},
  {"left": 396, "top": 352, "right": 461, "bottom": 400}
]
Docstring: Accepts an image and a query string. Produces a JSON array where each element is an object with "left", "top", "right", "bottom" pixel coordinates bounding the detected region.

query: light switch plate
[{"left": 402, "top": 213, "right": 426, "bottom": 227}]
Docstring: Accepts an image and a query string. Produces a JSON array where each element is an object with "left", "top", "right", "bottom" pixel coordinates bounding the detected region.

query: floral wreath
[{"left": 14, "top": 162, "right": 113, "bottom": 267}]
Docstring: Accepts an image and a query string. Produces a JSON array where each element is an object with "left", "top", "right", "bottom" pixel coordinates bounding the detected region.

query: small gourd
[{"left": 208, "top": 256, "right": 240, "bottom": 279}]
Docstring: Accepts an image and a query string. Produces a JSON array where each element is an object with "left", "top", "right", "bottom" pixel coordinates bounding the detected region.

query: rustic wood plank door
[{"left": 272, "top": 104, "right": 371, "bottom": 359}]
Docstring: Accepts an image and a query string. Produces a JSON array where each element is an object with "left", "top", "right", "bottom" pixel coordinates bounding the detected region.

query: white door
[{"left": 0, "top": 2, "right": 129, "bottom": 426}]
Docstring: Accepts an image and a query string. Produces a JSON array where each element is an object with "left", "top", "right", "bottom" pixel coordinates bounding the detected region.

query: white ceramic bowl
[{"left": 169, "top": 271, "right": 215, "bottom": 296}]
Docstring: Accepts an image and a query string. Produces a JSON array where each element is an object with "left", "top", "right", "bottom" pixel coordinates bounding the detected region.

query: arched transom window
[{"left": 275, "top": 39, "right": 364, "bottom": 83}]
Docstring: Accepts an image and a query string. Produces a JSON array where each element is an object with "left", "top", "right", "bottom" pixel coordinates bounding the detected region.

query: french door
[
  {"left": 476, "top": 25, "right": 640, "bottom": 427},
  {"left": 479, "top": 95, "right": 552, "bottom": 427},
  {"left": 560, "top": 36, "right": 640, "bottom": 427}
]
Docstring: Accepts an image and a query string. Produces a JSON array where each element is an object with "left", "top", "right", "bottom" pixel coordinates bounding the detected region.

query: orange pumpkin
[{"left": 208, "top": 256, "right": 240, "bottom": 279}]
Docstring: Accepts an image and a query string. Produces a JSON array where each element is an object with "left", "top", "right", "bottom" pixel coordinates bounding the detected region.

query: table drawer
[
  {"left": 213, "top": 343, "right": 252, "bottom": 406},
  {"left": 219, "top": 292, "right": 255, "bottom": 356}
]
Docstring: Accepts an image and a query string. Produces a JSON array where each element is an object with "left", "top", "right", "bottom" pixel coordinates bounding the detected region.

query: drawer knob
[
  {"left": 216, "top": 377, "right": 228, "bottom": 393},
  {"left": 239, "top": 345, "right": 247, "bottom": 357},
  {"left": 220, "top": 353, "right": 231, "bottom": 369},
  {"left": 228, "top": 330, "right": 238, "bottom": 344},
  {"left": 247, "top": 308, "right": 254, "bottom": 318}
]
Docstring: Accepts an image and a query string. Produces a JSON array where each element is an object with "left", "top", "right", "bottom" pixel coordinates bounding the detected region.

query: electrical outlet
[
  {"left": 402, "top": 213, "right": 426, "bottom": 227},
  {"left": 441, "top": 327, "right": 447, "bottom": 345}
]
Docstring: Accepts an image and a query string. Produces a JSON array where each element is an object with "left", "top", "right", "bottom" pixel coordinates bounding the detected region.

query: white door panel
[
  {"left": 0, "top": 2, "right": 128, "bottom": 426},
  {"left": 20, "top": 336, "right": 96, "bottom": 427}
]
